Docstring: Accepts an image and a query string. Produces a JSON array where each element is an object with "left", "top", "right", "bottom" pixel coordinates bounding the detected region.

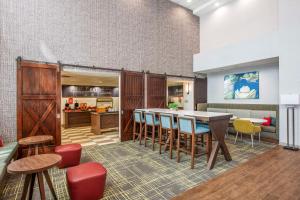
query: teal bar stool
[
  {"left": 133, "top": 110, "right": 145, "bottom": 145},
  {"left": 144, "top": 112, "right": 160, "bottom": 151},
  {"left": 177, "top": 116, "right": 211, "bottom": 169},
  {"left": 159, "top": 113, "right": 177, "bottom": 159}
]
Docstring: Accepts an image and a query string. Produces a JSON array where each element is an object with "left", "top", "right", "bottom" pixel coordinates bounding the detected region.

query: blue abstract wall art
[{"left": 224, "top": 71, "right": 259, "bottom": 99}]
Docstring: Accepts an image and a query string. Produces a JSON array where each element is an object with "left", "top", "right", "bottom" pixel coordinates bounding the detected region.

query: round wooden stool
[
  {"left": 7, "top": 154, "right": 61, "bottom": 200},
  {"left": 19, "top": 135, "right": 53, "bottom": 156}
]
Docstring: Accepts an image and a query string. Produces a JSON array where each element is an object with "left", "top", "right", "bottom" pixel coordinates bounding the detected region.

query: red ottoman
[
  {"left": 66, "top": 162, "right": 107, "bottom": 200},
  {"left": 55, "top": 144, "right": 82, "bottom": 168}
]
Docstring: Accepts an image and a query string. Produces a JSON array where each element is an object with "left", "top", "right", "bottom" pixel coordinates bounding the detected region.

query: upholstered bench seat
[
  {"left": 66, "top": 162, "right": 107, "bottom": 200},
  {"left": 55, "top": 144, "right": 82, "bottom": 168},
  {"left": 0, "top": 142, "right": 18, "bottom": 181},
  {"left": 0, "top": 163, "right": 6, "bottom": 181}
]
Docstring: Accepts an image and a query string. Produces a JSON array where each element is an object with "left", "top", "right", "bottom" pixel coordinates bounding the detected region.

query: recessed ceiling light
[
  {"left": 187, "top": 0, "right": 192, "bottom": 3},
  {"left": 214, "top": 2, "right": 220, "bottom": 7}
]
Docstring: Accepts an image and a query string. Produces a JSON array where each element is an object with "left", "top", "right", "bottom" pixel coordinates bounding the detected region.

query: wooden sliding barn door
[
  {"left": 194, "top": 77, "right": 207, "bottom": 109},
  {"left": 17, "top": 60, "right": 61, "bottom": 146},
  {"left": 146, "top": 73, "right": 167, "bottom": 108},
  {"left": 121, "top": 70, "right": 145, "bottom": 141}
]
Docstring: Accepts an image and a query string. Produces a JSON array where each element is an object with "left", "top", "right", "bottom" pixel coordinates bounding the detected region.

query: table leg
[
  {"left": 206, "top": 133, "right": 212, "bottom": 162},
  {"left": 34, "top": 145, "right": 39, "bottom": 155},
  {"left": 207, "top": 119, "right": 232, "bottom": 170},
  {"left": 28, "top": 173, "right": 36, "bottom": 200},
  {"left": 21, "top": 174, "right": 32, "bottom": 200},
  {"left": 27, "top": 145, "right": 32, "bottom": 157},
  {"left": 43, "top": 170, "right": 58, "bottom": 200},
  {"left": 42, "top": 144, "right": 47, "bottom": 154},
  {"left": 37, "top": 172, "right": 46, "bottom": 200}
]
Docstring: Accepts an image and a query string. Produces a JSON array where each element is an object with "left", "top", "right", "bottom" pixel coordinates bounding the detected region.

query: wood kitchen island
[{"left": 91, "top": 112, "right": 119, "bottom": 134}]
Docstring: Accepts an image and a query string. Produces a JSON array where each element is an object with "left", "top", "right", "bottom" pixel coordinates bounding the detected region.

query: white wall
[
  {"left": 200, "top": 0, "right": 278, "bottom": 52},
  {"left": 198, "top": 0, "right": 300, "bottom": 147},
  {"left": 207, "top": 64, "right": 279, "bottom": 104},
  {"left": 278, "top": 0, "right": 300, "bottom": 147}
]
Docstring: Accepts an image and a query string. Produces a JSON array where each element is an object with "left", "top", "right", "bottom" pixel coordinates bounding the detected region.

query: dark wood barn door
[
  {"left": 146, "top": 73, "right": 167, "bottom": 108},
  {"left": 121, "top": 70, "right": 145, "bottom": 141},
  {"left": 17, "top": 60, "right": 61, "bottom": 146},
  {"left": 194, "top": 77, "right": 207, "bottom": 109}
]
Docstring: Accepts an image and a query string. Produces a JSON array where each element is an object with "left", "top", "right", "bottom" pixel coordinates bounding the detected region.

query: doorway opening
[
  {"left": 167, "top": 78, "right": 194, "bottom": 110},
  {"left": 61, "top": 70, "right": 121, "bottom": 146}
]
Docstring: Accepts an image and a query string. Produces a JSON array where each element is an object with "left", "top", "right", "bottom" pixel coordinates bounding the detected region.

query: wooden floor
[{"left": 173, "top": 146, "right": 300, "bottom": 200}]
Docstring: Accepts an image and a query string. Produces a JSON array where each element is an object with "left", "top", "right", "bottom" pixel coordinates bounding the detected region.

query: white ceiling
[
  {"left": 61, "top": 71, "right": 119, "bottom": 87},
  {"left": 169, "top": 0, "right": 236, "bottom": 16},
  {"left": 169, "top": 0, "right": 210, "bottom": 11}
]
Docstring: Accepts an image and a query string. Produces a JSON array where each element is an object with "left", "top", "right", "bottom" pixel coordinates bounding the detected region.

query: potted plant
[{"left": 168, "top": 102, "right": 179, "bottom": 110}]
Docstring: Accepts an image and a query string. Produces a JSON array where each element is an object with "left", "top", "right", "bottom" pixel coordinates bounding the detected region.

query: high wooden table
[
  {"left": 137, "top": 109, "right": 233, "bottom": 169},
  {"left": 19, "top": 135, "right": 53, "bottom": 156},
  {"left": 7, "top": 154, "right": 61, "bottom": 200}
]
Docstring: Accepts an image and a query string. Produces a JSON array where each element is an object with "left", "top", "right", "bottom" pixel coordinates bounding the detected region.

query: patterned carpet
[
  {"left": 61, "top": 126, "right": 120, "bottom": 146},
  {"left": 0, "top": 136, "right": 275, "bottom": 200}
]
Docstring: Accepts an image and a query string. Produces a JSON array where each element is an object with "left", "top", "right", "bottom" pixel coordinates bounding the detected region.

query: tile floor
[{"left": 61, "top": 126, "right": 120, "bottom": 146}]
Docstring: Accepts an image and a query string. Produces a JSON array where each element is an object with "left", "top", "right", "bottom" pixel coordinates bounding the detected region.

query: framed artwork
[{"left": 224, "top": 71, "right": 259, "bottom": 99}]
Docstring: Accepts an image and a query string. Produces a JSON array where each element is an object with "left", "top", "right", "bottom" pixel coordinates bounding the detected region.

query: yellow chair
[{"left": 233, "top": 119, "right": 261, "bottom": 147}]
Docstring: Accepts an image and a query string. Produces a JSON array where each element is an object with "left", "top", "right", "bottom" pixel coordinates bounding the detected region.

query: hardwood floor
[{"left": 173, "top": 146, "right": 300, "bottom": 200}]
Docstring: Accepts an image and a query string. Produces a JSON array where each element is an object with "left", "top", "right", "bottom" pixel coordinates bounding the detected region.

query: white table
[
  {"left": 137, "top": 108, "right": 233, "bottom": 169},
  {"left": 230, "top": 116, "right": 267, "bottom": 124},
  {"left": 239, "top": 118, "right": 267, "bottom": 124}
]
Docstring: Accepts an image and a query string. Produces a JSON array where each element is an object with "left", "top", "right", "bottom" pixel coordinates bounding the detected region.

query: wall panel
[{"left": 0, "top": 0, "right": 199, "bottom": 142}]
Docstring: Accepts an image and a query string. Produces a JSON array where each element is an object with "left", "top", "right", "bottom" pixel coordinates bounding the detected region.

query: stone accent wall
[{"left": 0, "top": 0, "right": 199, "bottom": 142}]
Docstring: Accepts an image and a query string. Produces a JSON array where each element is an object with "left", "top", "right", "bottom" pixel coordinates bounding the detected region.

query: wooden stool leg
[
  {"left": 133, "top": 121, "right": 136, "bottom": 142},
  {"left": 139, "top": 123, "right": 143, "bottom": 145},
  {"left": 177, "top": 132, "right": 181, "bottom": 163},
  {"left": 21, "top": 174, "right": 32, "bottom": 200},
  {"left": 189, "top": 135, "right": 192, "bottom": 151},
  {"left": 37, "top": 172, "right": 46, "bottom": 200},
  {"left": 170, "top": 130, "right": 173, "bottom": 159},
  {"left": 152, "top": 125, "right": 155, "bottom": 151},
  {"left": 191, "top": 134, "right": 196, "bottom": 169},
  {"left": 144, "top": 124, "right": 147, "bottom": 147},
  {"left": 28, "top": 173, "right": 36, "bottom": 200},
  {"left": 159, "top": 127, "right": 162, "bottom": 154},
  {"left": 43, "top": 170, "right": 58, "bottom": 200},
  {"left": 164, "top": 134, "right": 170, "bottom": 152}
]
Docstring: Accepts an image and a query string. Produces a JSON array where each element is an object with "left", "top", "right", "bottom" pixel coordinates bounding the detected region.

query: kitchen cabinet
[
  {"left": 64, "top": 111, "right": 91, "bottom": 128},
  {"left": 168, "top": 85, "right": 183, "bottom": 97},
  {"left": 91, "top": 112, "right": 119, "bottom": 134}
]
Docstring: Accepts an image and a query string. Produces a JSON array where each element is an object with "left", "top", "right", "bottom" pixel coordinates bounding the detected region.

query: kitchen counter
[
  {"left": 64, "top": 110, "right": 93, "bottom": 128},
  {"left": 91, "top": 112, "right": 119, "bottom": 134}
]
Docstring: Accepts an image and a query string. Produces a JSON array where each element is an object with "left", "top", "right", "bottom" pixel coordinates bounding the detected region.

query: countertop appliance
[{"left": 96, "top": 97, "right": 113, "bottom": 112}]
